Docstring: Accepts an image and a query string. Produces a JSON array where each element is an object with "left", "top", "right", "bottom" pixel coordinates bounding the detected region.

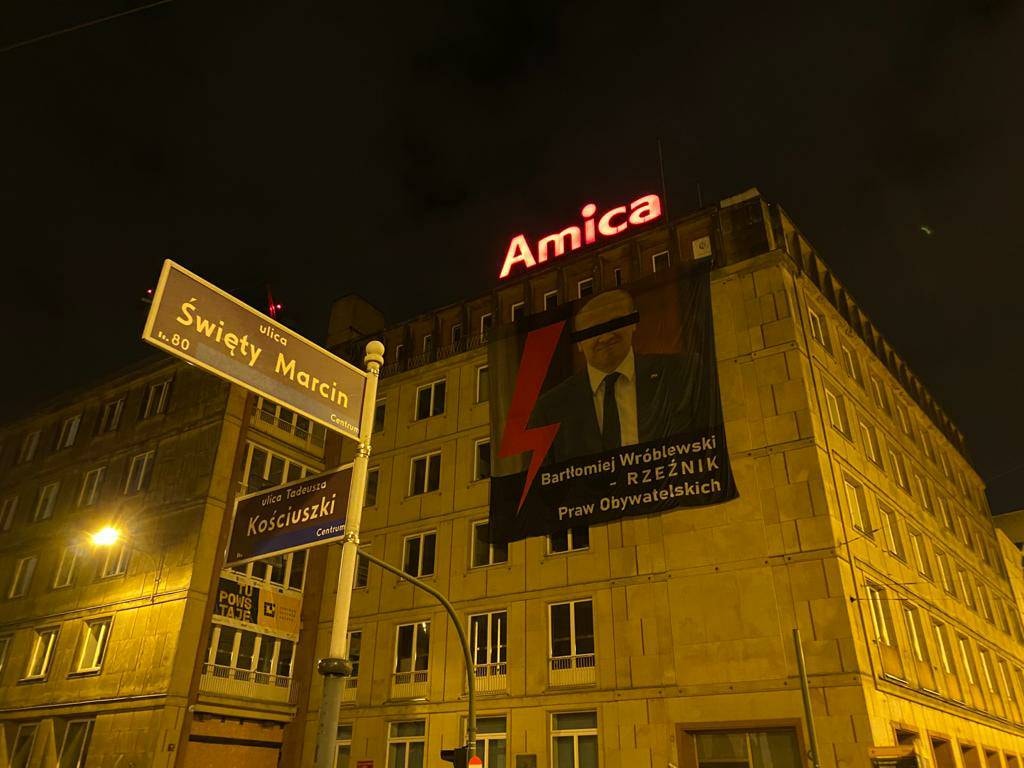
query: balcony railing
[
  {"left": 392, "top": 670, "right": 429, "bottom": 699},
  {"left": 473, "top": 662, "right": 508, "bottom": 693},
  {"left": 251, "top": 408, "right": 327, "bottom": 451},
  {"left": 548, "top": 654, "right": 596, "bottom": 687},
  {"left": 200, "top": 663, "right": 291, "bottom": 704},
  {"left": 341, "top": 676, "right": 358, "bottom": 703},
  {"left": 378, "top": 333, "right": 488, "bottom": 378}
]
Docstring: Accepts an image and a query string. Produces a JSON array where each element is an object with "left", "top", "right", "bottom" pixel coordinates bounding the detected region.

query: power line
[{"left": 0, "top": 0, "right": 172, "bottom": 54}]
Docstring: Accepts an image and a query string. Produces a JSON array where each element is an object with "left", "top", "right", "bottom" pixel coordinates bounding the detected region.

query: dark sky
[{"left": 2, "top": 1, "right": 1022, "bottom": 512}]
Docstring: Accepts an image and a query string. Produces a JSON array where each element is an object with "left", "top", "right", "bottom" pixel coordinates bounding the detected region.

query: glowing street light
[{"left": 90, "top": 526, "right": 121, "bottom": 546}]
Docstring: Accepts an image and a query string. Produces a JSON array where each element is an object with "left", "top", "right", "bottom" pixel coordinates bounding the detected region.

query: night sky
[{"left": 2, "top": 1, "right": 1022, "bottom": 512}]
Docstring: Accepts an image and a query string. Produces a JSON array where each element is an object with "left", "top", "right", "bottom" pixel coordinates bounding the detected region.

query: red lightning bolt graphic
[{"left": 497, "top": 321, "right": 566, "bottom": 514}]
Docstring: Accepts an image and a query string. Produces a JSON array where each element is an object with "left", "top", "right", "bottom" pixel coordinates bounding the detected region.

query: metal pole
[
  {"left": 792, "top": 628, "right": 822, "bottom": 768},
  {"left": 314, "top": 340, "right": 384, "bottom": 768},
  {"left": 357, "top": 549, "right": 476, "bottom": 760}
]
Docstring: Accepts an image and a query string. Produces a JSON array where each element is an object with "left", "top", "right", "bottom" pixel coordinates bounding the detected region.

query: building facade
[{"left": 293, "top": 189, "right": 1024, "bottom": 768}]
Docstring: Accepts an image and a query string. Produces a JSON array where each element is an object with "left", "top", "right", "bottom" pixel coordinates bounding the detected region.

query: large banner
[
  {"left": 488, "top": 262, "right": 736, "bottom": 543},
  {"left": 214, "top": 576, "right": 301, "bottom": 637}
]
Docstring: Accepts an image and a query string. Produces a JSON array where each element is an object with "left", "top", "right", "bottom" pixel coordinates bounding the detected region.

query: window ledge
[{"left": 67, "top": 668, "right": 102, "bottom": 679}]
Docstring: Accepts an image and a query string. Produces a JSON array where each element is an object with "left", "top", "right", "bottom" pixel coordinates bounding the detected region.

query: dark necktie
[{"left": 601, "top": 372, "right": 621, "bottom": 450}]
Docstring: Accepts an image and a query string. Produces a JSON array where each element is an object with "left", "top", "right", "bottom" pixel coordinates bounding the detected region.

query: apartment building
[{"left": 291, "top": 189, "right": 1024, "bottom": 768}]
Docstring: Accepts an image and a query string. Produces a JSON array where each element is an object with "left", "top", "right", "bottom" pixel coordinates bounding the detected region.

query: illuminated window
[
  {"left": 903, "top": 605, "right": 930, "bottom": 663},
  {"left": 0, "top": 496, "right": 16, "bottom": 531},
  {"left": 450, "top": 323, "right": 463, "bottom": 345},
  {"left": 24, "top": 627, "right": 59, "bottom": 679},
  {"left": 824, "top": 386, "right": 850, "bottom": 436},
  {"left": 543, "top": 290, "right": 558, "bottom": 311},
  {"left": 364, "top": 467, "right": 379, "bottom": 507},
  {"left": 17, "top": 430, "right": 40, "bottom": 464},
  {"left": 880, "top": 505, "right": 905, "bottom": 560},
  {"left": 511, "top": 301, "right": 525, "bottom": 322},
  {"left": 866, "top": 583, "right": 896, "bottom": 647},
  {"left": 549, "top": 526, "right": 589, "bottom": 554},
  {"left": 373, "top": 400, "right": 386, "bottom": 433},
  {"left": 957, "top": 634, "right": 979, "bottom": 687},
  {"left": 97, "top": 397, "right": 124, "bottom": 434},
  {"left": 387, "top": 720, "right": 426, "bottom": 768},
  {"left": 409, "top": 452, "right": 441, "bottom": 496},
  {"left": 415, "top": 379, "right": 446, "bottom": 420},
  {"left": 859, "top": 419, "right": 882, "bottom": 465},
  {"left": 140, "top": 378, "right": 171, "bottom": 419},
  {"left": 53, "top": 546, "right": 78, "bottom": 589},
  {"left": 474, "top": 439, "right": 491, "bottom": 481},
  {"left": 843, "top": 476, "right": 873, "bottom": 537},
  {"left": 394, "top": 624, "right": 430, "bottom": 687},
  {"left": 887, "top": 446, "right": 910, "bottom": 491},
  {"left": 651, "top": 250, "right": 670, "bottom": 273},
  {"left": 100, "top": 544, "right": 129, "bottom": 579},
  {"left": 472, "top": 521, "right": 508, "bottom": 567},
  {"left": 255, "top": 398, "right": 325, "bottom": 445},
  {"left": 124, "top": 451, "right": 155, "bottom": 494},
  {"left": 55, "top": 414, "right": 81, "bottom": 450},
  {"left": 909, "top": 529, "right": 931, "bottom": 578},
  {"left": 807, "top": 306, "right": 832, "bottom": 353},
  {"left": 933, "top": 622, "right": 956, "bottom": 677},
  {"left": 33, "top": 481, "right": 59, "bottom": 522},
  {"left": 869, "top": 375, "right": 890, "bottom": 415},
  {"left": 840, "top": 344, "right": 863, "bottom": 385},
  {"left": 59, "top": 720, "right": 95, "bottom": 768},
  {"left": 476, "top": 366, "right": 489, "bottom": 403},
  {"left": 78, "top": 467, "right": 105, "bottom": 508},
  {"left": 403, "top": 532, "right": 436, "bottom": 578},
  {"left": 480, "top": 313, "right": 493, "bottom": 340},
  {"left": 577, "top": 278, "right": 594, "bottom": 298},
  {"left": 75, "top": 617, "right": 112, "bottom": 672},
  {"left": 9, "top": 555, "right": 37, "bottom": 598}
]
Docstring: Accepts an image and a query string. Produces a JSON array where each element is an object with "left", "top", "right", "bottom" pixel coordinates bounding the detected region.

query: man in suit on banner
[{"left": 531, "top": 288, "right": 709, "bottom": 464}]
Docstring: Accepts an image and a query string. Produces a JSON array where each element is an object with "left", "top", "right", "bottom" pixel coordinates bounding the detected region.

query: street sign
[
  {"left": 224, "top": 466, "right": 352, "bottom": 567},
  {"left": 142, "top": 259, "right": 367, "bottom": 440}
]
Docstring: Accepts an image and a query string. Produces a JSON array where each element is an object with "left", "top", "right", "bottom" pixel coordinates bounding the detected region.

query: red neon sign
[{"left": 499, "top": 194, "right": 662, "bottom": 279}]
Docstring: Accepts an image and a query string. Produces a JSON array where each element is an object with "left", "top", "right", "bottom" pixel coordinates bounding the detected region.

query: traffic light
[{"left": 440, "top": 746, "right": 469, "bottom": 768}]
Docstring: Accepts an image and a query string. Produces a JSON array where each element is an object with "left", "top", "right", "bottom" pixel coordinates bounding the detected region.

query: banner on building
[
  {"left": 487, "top": 262, "right": 737, "bottom": 543},
  {"left": 225, "top": 466, "right": 352, "bottom": 567},
  {"left": 214, "top": 576, "right": 301, "bottom": 636}
]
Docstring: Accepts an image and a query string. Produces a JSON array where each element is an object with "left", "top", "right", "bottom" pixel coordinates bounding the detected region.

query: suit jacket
[{"left": 530, "top": 353, "right": 713, "bottom": 464}]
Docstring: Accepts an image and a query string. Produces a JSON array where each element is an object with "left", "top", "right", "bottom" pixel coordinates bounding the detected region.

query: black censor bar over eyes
[{"left": 569, "top": 311, "right": 640, "bottom": 343}]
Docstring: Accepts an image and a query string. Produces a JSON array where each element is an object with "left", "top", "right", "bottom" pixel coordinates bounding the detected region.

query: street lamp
[
  {"left": 88, "top": 524, "right": 165, "bottom": 600},
  {"left": 90, "top": 526, "right": 121, "bottom": 547}
]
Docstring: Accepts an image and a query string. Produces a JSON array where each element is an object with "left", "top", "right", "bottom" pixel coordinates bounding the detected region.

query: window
[
  {"left": 0, "top": 635, "right": 10, "bottom": 674},
  {"left": 903, "top": 605, "right": 930, "bottom": 664},
  {"left": 255, "top": 398, "right": 325, "bottom": 445},
  {"left": 54, "top": 546, "right": 78, "bottom": 589},
  {"left": 895, "top": 401, "right": 914, "bottom": 440},
  {"left": 242, "top": 443, "right": 312, "bottom": 493},
  {"left": 33, "top": 481, "right": 59, "bottom": 521},
  {"left": 544, "top": 290, "right": 559, "bottom": 310},
  {"left": 978, "top": 581, "right": 994, "bottom": 622},
  {"left": 205, "top": 625, "right": 294, "bottom": 680},
  {"left": 824, "top": 386, "right": 850, "bottom": 436},
  {"left": 957, "top": 634, "right": 979, "bottom": 687},
  {"left": 958, "top": 567, "right": 977, "bottom": 610},
  {"left": 577, "top": 278, "right": 595, "bottom": 298},
  {"left": 880, "top": 505, "right": 905, "bottom": 560},
  {"left": 474, "top": 717, "right": 507, "bottom": 768},
  {"left": 472, "top": 521, "right": 508, "bottom": 567},
  {"left": 909, "top": 529, "right": 931, "bottom": 578},
  {"left": 422, "top": 334, "right": 433, "bottom": 354},
  {"left": 937, "top": 495, "right": 955, "bottom": 531},
  {"left": 511, "top": 301, "right": 525, "bottom": 321},
  {"left": 690, "top": 728, "right": 802, "bottom": 768},
  {"left": 550, "top": 599, "right": 595, "bottom": 662},
  {"left": 470, "top": 611, "right": 508, "bottom": 679},
  {"left": 843, "top": 476, "right": 873, "bottom": 537},
  {"left": 25, "top": 627, "right": 59, "bottom": 679},
  {"left": 335, "top": 724, "right": 352, "bottom": 768},
  {"left": 78, "top": 467, "right": 105, "bottom": 508},
  {"left": 549, "top": 526, "right": 590, "bottom": 553},
  {"left": 957, "top": 513, "right": 975, "bottom": 551},
  {"left": 913, "top": 473, "right": 932, "bottom": 514},
  {"left": 888, "top": 446, "right": 910, "bottom": 491},
  {"left": 979, "top": 647, "right": 1000, "bottom": 698},
  {"left": 474, "top": 439, "right": 491, "bottom": 481},
  {"left": 395, "top": 343, "right": 405, "bottom": 363},
  {"left": 415, "top": 379, "right": 446, "bottom": 420},
  {"left": 18, "top": 430, "right": 40, "bottom": 463},
  {"left": 372, "top": 400, "right": 386, "bottom": 434},
  {"left": 56, "top": 414, "right": 81, "bottom": 450},
  {"left": 140, "top": 378, "right": 171, "bottom": 419},
  {"left": 866, "top": 584, "right": 896, "bottom": 647},
  {"left": 936, "top": 551, "right": 956, "bottom": 596},
  {"left": 56, "top": 720, "right": 94, "bottom": 768},
  {"left": 480, "top": 313, "right": 493, "bottom": 340},
  {"left": 354, "top": 553, "right": 369, "bottom": 588},
  {"left": 403, "top": 532, "right": 436, "bottom": 578},
  {"left": 920, "top": 429, "right": 935, "bottom": 462},
  {"left": 97, "top": 398, "right": 124, "bottom": 434},
  {"left": 859, "top": 419, "right": 882, "bottom": 465},
  {"left": 124, "top": 450, "right": 155, "bottom": 494},
  {"left": 100, "top": 544, "right": 129, "bottom": 578},
  {"left": 840, "top": 344, "right": 863, "bottom": 385},
  {"left": 409, "top": 452, "right": 441, "bottom": 496},
  {"left": 9, "top": 555, "right": 37, "bottom": 597},
  {"left": 364, "top": 467, "right": 379, "bottom": 507},
  {"left": 939, "top": 449, "right": 952, "bottom": 480},
  {"left": 613, "top": 267, "right": 623, "bottom": 287},
  {"left": 869, "top": 374, "right": 890, "bottom": 415},
  {"left": 552, "top": 711, "right": 598, "bottom": 768},
  {"left": 933, "top": 622, "right": 957, "bottom": 677},
  {"left": 394, "top": 623, "right": 430, "bottom": 685},
  {"left": 347, "top": 631, "right": 361, "bottom": 680},
  {"left": 807, "top": 306, "right": 832, "bottom": 352},
  {"left": 476, "top": 366, "right": 489, "bottom": 403},
  {"left": 0, "top": 495, "right": 16, "bottom": 531},
  {"left": 76, "top": 618, "right": 112, "bottom": 672},
  {"left": 231, "top": 550, "right": 306, "bottom": 589},
  {"left": 387, "top": 721, "right": 425, "bottom": 768},
  {"left": 451, "top": 323, "right": 463, "bottom": 345},
  {"left": 10, "top": 723, "right": 39, "bottom": 768},
  {"left": 651, "top": 250, "right": 670, "bottom": 273}
]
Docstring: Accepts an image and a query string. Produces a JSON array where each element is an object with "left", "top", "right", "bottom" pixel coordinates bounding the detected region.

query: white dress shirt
[{"left": 586, "top": 348, "right": 639, "bottom": 446}]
